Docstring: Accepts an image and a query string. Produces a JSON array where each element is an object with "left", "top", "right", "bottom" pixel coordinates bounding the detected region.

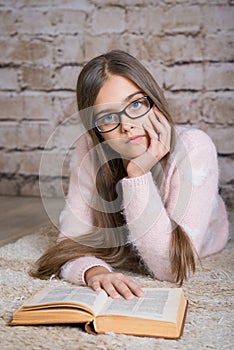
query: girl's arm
[
  {"left": 60, "top": 258, "right": 144, "bottom": 299},
  {"left": 121, "top": 128, "right": 229, "bottom": 281}
]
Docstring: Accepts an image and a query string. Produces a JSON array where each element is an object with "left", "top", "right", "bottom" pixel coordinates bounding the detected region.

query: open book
[{"left": 10, "top": 286, "right": 188, "bottom": 339}]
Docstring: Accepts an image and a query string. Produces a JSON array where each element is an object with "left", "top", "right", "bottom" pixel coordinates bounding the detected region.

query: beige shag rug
[{"left": 0, "top": 225, "right": 233, "bottom": 350}]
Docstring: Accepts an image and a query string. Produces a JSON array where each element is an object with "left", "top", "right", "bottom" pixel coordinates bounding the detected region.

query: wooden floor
[
  {"left": 0, "top": 195, "right": 233, "bottom": 247},
  {"left": 0, "top": 196, "right": 64, "bottom": 247}
]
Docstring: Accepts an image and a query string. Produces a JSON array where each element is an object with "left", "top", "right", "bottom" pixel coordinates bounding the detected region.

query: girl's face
[{"left": 94, "top": 75, "right": 154, "bottom": 160}]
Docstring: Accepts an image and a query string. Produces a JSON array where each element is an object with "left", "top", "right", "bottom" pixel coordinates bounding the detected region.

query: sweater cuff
[
  {"left": 60, "top": 256, "right": 112, "bottom": 286},
  {"left": 121, "top": 171, "right": 153, "bottom": 187}
]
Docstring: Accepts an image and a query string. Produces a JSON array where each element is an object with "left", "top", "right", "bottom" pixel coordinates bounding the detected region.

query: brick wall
[{"left": 0, "top": 0, "right": 233, "bottom": 205}]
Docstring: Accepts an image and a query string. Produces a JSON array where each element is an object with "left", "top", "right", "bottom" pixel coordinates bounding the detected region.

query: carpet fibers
[{"left": 0, "top": 225, "right": 233, "bottom": 350}]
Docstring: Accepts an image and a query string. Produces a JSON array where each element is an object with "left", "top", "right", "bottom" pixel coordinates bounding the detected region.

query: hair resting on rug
[
  {"left": 30, "top": 50, "right": 196, "bottom": 285},
  {"left": 30, "top": 225, "right": 196, "bottom": 286}
]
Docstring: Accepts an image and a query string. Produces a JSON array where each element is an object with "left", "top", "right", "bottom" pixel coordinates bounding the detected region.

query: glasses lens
[
  {"left": 95, "top": 97, "right": 152, "bottom": 133},
  {"left": 96, "top": 114, "right": 119, "bottom": 132},
  {"left": 126, "top": 97, "right": 151, "bottom": 118}
]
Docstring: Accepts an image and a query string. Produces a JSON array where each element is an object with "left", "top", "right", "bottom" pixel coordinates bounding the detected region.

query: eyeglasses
[{"left": 94, "top": 96, "right": 154, "bottom": 133}]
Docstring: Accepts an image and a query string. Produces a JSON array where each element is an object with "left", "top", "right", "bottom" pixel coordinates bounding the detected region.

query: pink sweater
[{"left": 59, "top": 126, "right": 229, "bottom": 285}]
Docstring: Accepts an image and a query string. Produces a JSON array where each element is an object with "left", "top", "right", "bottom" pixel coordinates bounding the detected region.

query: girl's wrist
[
  {"left": 84, "top": 266, "right": 110, "bottom": 284},
  {"left": 127, "top": 170, "right": 145, "bottom": 178}
]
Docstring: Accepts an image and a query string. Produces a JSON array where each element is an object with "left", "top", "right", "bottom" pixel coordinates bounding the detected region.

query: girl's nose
[{"left": 120, "top": 115, "right": 135, "bottom": 133}]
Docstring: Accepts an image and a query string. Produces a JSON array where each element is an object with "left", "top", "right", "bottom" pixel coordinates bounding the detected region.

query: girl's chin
[
  {"left": 117, "top": 146, "right": 147, "bottom": 160},
  {"left": 106, "top": 140, "right": 148, "bottom": 159}
]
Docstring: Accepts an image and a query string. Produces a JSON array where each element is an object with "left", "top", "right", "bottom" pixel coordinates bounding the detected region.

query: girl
[{"left": 32, "top": 50, "right": 229, "bottom": 300}]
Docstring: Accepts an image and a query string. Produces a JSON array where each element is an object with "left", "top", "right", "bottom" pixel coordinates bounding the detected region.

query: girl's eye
[
  {"left": 130, "top": 97, "right": 145, "bottom": 110},
  {"left": 130, "top": 99, "right": 143, "bottom": 110},
  {"left": 103, "top": 114, "right": 115, "bottom": 123}
]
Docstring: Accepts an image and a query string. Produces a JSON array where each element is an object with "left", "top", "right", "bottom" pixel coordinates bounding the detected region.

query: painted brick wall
[{"left": 0, "top": 0, "right": 233, "bottom": 205}]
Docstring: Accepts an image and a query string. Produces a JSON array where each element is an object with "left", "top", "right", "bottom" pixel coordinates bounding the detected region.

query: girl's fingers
[
  {"left": 148, "top": 110, "right": 171, "bottom": 148},
  {"left": 149, "top": 113, "right": 169, "bottom": 137},
  {"left": 115, "top": 275, "right": 144, "bottom": 299},
  {"left": 127, "top": 108, "right": 171, "bottom": 177},
  {"left": 142, "top": 122, "right": 161, "bottom": 155},
  {"left": 111, "top": 275, "right": 143, "bottom": 300},
  {"left": 87, "top": 271, "right": 144, "bottom": 300},
  {"left": 150, "top": 107, "right": 171, "bottom": 134},
  {"left": 93, "top": 273, "right": 144, "bottom": 300},
  {"left": 113, "top": 280, "right": 135, "bottom": 300},
  {"left": 142, "top": 122, "right": 159, "bottom": 141},
  {"left": 123, "top": 277, "right": 144, "bottom": 298},
  {"left": 101, "top": 280, "right": 121, "bottom": 299},
  {"left": 90, "top": 279, "right": 102, "bottom": 292},
  {"left": 152, "top": 105, "right": 170, "bottom": 126},
  {"left": 142, "top": 114, "right": 164, "bottom": 142}
]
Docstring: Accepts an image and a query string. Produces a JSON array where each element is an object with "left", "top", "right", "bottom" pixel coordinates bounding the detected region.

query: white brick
[
  {"left": 205, "top": 63, "right": 234, "bottom": 91},
  {"left": 0, "top": 36, "right": 54, "bottom": 65},
  {"left": 0, "top": 94, "right": 24, "bottom": 119},
  {"left": 39, "top": 177, "right": 68, "bottom": 198},
  {"left": 54, "top": 36, "right": 84, "bottom": 64},
  {"left": 21, "top": 66, "right": 54, "bottom": 91},
  {"left": 0, "top": 68, "right": 19, "bottom": 90},
  {"left": 20, "top": 179, "right": 41, "bottom": 197},
  {"left": 126, "top": 6, "right": 164, "bottom": 34},
  {"left": 84, "top": 34, "right": 126, "bottom": 61},
  {"left": 165, "top": 92, "right": 202, "bottom": 123},
  {"left": 50, "top": 10, "right": 86, "bottom": 34},
  {"left": 54, "top": 66, "right": 81, "bottom": 90},
  {"left": 49, "top": 120, "right": 85, "bottom": 151},
  {"left": 204, "top": 33, "right": 234, "bottom": 62},
  {"left": 92, "top": 7, "right": 125, "bottom": 34},
  {"left": 91, "top": 0, "right": 160, "bottom": 5},
  {"left": 163, "top": 5, "right": 202, "bottom": 34},
  {"left": 0, "top": 93, "right": 53, "bottom": 120},
  {"left": 17, "top": 151, "right": 42, "bottom": 175},
  {"left": 17, "top": 121, "right": 54, "bottom": 149},
  {"left": 38, "top": 150, "right": 70, "bottom": 177},
  {"left": 0, "top": 121, "right": 19, "bottom": 149},
  {"left": 202, "top": 92, "right": 234, "bottom": 124},
  {"left": 165, "top": 65, "right": 204, "bottom": 91},
  {"left": 203, "top": 126, "right": 234, "bottom": 155},
  {"left": 23, "top": 93, "right": 53, "bottom": 120},
  {"left": 142, "top": 61, "right": 165, "bottom": 88},
  {"left": 16, "top": 9, "right": 86, "bottom": 35},
  {"left": 6, "top": 0, "right": 93, "bottom": 10},
  {"left": 0, "top": 152, "right": 19, "bottom": 173},
  {"left": 0, "top": 178, "right": 19, "bottom": 196},
  {"left": 52, "top": 94, "right": 77, "bottom": 124},
  {"left": 218, "top": 156, "right": 234, "bottom": 184},
  {"left": 160, "top": 35, "right": 203, "bottom": 63},
  {"left": 202, "top": 5, "right": 234, "bottom": 34},
  {"left": 0, "top": 10, "right": 16, "bottom": 34}
]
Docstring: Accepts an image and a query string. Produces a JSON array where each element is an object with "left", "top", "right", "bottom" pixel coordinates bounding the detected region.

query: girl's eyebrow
[
  {"left": 124, "top": 91, "right": 143, "bottom": 102},
  {"left": 94, "top": 91, "right": 144, "bottom": 118}
]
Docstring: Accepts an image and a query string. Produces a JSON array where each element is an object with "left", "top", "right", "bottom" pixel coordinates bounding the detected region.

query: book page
[
  {"left": 23, "top": 287, "right": 107, "bottom": 315},
  {"left": 100, "top": 288, "right": 182, "bottom": 321}
]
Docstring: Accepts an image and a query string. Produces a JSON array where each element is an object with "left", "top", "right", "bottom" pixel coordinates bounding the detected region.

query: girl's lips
[{"left": 126, "top": 135, "right": 146, "bottom": 143}]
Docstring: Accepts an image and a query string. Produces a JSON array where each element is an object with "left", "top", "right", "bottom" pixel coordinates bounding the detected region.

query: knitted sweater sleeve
[
  {"left": 121, "top": 128, "right": 229, "bottom": 281},
  {"left": 58, "top": 133, "right": 112, "bottom": 285}
]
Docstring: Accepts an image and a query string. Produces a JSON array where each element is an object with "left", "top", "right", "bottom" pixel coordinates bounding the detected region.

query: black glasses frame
[{"left": 94, "top": 96, "right": 154, "bottom": 133}]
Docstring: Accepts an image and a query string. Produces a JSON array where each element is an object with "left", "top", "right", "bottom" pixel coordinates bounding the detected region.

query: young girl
[{"left": 32, "top": 50, "right": 229, "bottom": 300}]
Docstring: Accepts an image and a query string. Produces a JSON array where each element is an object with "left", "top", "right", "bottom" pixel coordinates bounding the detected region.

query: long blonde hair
[{"left": 31, "top": 50, "right": 195, "bottom": 285}]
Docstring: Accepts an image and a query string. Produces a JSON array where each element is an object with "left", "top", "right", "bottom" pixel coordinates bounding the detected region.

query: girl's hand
[
  {"left": 85, "top": 266, "right": 144, "bottom": 300},
  {"left": 126, "top": 106, "right": 171, "bottom": 178}
]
